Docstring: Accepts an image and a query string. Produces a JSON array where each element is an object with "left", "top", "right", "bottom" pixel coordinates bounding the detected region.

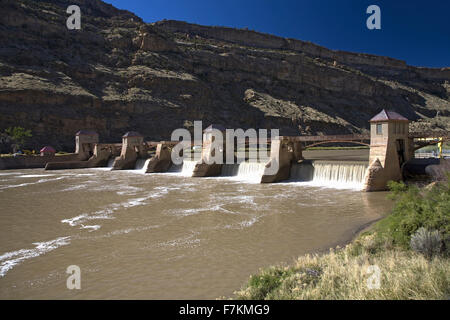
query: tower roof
[
  {"left": 123, "top": 131, "right": 143, "bottom": 137},
  {"left": 76, "top": 130, "right": 98, "bottom": 136},
  {"left": 40, "top": 146, "right": 56, "bottom": 153},
  {"left": 370, "top": 109, "right": 409, "bottom": 122}
]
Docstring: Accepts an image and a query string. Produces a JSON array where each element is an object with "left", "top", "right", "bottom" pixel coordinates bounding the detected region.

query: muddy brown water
[{"left": 0, "top": 150, "right": 392, "bottom": 299}]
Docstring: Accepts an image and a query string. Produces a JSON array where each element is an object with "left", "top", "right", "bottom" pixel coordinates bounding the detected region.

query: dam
[
  {"left": 1, "top": 109, "right": 447, "bottom": 191},
  {"left": 167, "top": 158, "right": 369, "bottom": 189}
]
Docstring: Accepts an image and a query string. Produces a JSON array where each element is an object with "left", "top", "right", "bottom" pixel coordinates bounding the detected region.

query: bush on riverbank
[
  {"left": 375, "top": 179, "right": 449, "bottom": 254},
  {"left": 234, "top": 180, "right": 450, "bottom": 300}
]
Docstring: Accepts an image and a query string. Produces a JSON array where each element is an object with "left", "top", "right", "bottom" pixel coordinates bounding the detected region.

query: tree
[
  {"left": 0, "top": 132, "right": 12, "bottom": 154},
  {"left": 4, "top": 127, "right": 32, "bottom": 153}
]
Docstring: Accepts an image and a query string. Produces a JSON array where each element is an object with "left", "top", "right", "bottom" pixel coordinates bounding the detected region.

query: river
[{"left": 0, "top": 154, "right": 392, "bottom": 299}]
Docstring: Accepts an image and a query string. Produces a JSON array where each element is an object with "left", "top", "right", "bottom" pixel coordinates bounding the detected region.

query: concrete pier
[
  {"left": 261, "top": 137, "right": 303, "bottom": 183},
  {"left": 111, "top": 132, "right": 145, "bottom": 170},
  {"left": 145, "top": 142, "right": 174, "bottom": 173},
  {"left": 192, "top": 125, "right": 226, "bottom": 177},
  {"left": 75, "top": 130, "right": 99, "bottom": 160}
]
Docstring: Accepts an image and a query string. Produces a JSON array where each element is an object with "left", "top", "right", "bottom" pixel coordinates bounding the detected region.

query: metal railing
[{"left": 414, "top": 151, "right": 450, "bottom": 159}]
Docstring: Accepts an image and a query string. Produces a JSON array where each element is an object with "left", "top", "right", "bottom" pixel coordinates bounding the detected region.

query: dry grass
[{"left": 234, "top": 234, "right": 450, "bottom": 300}]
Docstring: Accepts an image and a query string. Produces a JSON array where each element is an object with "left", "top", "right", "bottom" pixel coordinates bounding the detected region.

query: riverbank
[{"left": 233, "top": 179, "right": 450, "bottom": 300}]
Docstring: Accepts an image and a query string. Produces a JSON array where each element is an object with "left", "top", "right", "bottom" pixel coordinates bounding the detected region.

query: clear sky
[{"left": 104, "top": 0, "right": 450, "bottom": 68}]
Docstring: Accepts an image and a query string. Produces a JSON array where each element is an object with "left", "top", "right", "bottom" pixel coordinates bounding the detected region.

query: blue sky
[{"left": 104, "top": 0, "right": 450, "bottom": 68}]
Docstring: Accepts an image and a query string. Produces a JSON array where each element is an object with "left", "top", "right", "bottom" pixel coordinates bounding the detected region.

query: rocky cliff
[{"left": 0, "top": 0, "right": 449, "bottom": 151}]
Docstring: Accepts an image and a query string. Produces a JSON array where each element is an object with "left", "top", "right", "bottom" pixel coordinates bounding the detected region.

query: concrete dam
[
  {"left": 165, "top": 159, "right": 368, "bottom": 189},
  {"left": 1, "top": 110, "right": 448, "bottom": 191}
]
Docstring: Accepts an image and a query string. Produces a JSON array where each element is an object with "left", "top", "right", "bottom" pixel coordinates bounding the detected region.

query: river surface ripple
[{"left": 0, "top": 168, "right": 391, "bottom": 299}]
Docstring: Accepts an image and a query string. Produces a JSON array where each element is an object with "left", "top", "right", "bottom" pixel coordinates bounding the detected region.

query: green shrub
[
  {"left": 4, "top": 127, "right": 32, "bottom": 153},
  {"left": 375, "top": 180, "right": 450, "bottom": 249},
  {"left": 410, "top": 228, "right": 442, "bottom": 260},
  {"left": 245, "top": 267, "right": 286, "bottom": 300}
]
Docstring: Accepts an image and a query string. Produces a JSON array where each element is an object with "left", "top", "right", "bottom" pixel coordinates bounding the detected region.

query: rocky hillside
[{"left": 0, "top": 0, "right": 449, "bottom": 151}]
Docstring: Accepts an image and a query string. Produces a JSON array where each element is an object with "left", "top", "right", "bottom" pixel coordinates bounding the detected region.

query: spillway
[
  {"left": 145, "top": 158, "right": 368, "bottom": 189},
  {"left": 134, "top": 159, "right": 147, "bottom": 170},
  {"left": 107, "top": 158, "right": 115, "bottom": 168},
  {"left": 221, "top": 161, "right": 266, "bottom": 182},
  {"left": 168, "top": 159, "right": 199, "bottom": 176},
  {"left": 133, "top": 158, "right": 152, "bottom": 173},
  {"left": 290, "top": 160, "right": 368, "bottom": 190}
]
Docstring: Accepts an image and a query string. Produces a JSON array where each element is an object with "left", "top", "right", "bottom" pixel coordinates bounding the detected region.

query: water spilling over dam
[
  {"left": 169, "top": 159, "right": 369, "bottom": 189},
  {"left": 169, "top": 159, "right": 199, "bottom": 176},
  {"left": 221, "top": 162, "right": 267, "bottom": 182},
  {"left": 290, "top": 161, "right": 369, "bottom": 189}
]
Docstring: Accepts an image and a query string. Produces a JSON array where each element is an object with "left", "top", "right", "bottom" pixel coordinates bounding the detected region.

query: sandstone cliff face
[{"left": 0, "top": 0, "right": 449, "bottom": 151}]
